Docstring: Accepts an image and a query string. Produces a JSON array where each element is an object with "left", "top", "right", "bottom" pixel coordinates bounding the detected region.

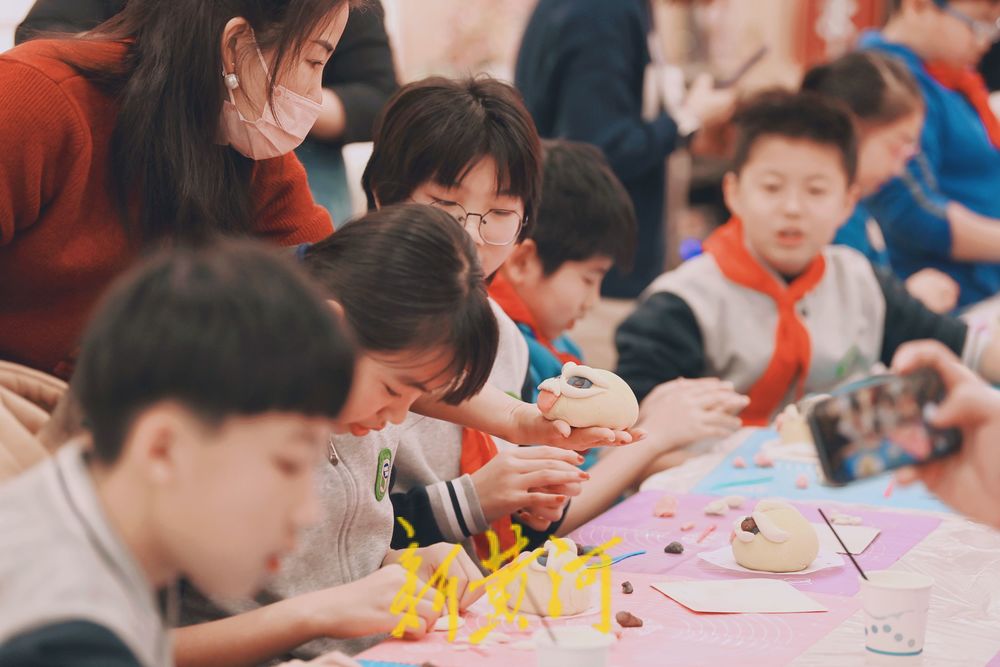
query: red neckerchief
[
  {"left": 702, "top": 217, "right": 826, "bottom": 425},
  {"left": 926, "top": 63, "right": 1000, "bottom": 150},
  {"left": 488, "top": 270, "right": 581, "bottom": 366}
]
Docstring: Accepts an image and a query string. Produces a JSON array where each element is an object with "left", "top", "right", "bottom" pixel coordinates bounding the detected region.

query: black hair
[
  {"left": 59, "top": 0, "right": 358, "bottom": 244},
  {"left": 361, "top": 76, "right": 542, "bottom": 240},
  {"left": 530, "top": 140, "right": 636, "bottom": 275},
  {"left": 74, "top": 239, "right": 355, "bottom": 464},
  {"left": 802, "top": 52, "right": 922, "bottom": 126},
  {"left": 730, "top": 89, "right": 858, "bottom": 183},
  {"left": 302, "top": 204, "right": 499, "bottom": 405}
]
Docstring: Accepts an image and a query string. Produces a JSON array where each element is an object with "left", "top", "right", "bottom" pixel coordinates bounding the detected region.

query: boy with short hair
[
  {"left": 616, "top": 91, "right": 1000, "bottom": 426},
  {"left": 492, "top": 140, "right": 748, "bottom": 533},
  {"left": 489, "top": 139, "right": 637, "bottom": 396},
  {"left": 0, "top": 241, "right": 355, "bottom": 667}
]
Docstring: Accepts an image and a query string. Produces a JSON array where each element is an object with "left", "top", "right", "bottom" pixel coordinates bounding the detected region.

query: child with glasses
[
  {"left": 363, "top": 77, "right": 643, "bottom": 564},
  {"left": 490, "top": 139, "right": 748, "bottom": 534},
  {"left": 858, "top": 0, "right": 1000, "bottom": 308}
]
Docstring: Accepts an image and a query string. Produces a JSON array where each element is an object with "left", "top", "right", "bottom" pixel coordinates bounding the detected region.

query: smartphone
[
  {"left": 715, "top": 45, "right": 768, "bottom": 88},
  {"left": 807, "top": 368, "right": 961, "bottom": 486}
]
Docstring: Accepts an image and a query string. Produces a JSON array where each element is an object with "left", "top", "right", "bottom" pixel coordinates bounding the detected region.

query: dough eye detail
[{"left": 566, "top": 376, "right": 593, "bottom": 389}]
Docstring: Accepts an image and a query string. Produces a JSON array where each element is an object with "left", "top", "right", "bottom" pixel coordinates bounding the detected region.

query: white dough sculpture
[
  {"left": 730, "top": 499, "right": 819, "bottom": 573},
  {"left": 503, "top": 538, "right": 594, "bottom": 617},
  {"left": 778, "top": 404, "right": 813, "bottom": 445},
  {"left": 537, "top": 362, "right": 639, "bottom": 430}
]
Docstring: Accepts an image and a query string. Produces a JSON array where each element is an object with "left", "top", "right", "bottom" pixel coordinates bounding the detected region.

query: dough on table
[
  {"left": 502, "top": 538, "right": 595, "bottom": 617},
  {"left": 730, "top": 499, "right": 819, "bottom": 572},
  {"left": 777, "top": 404, "right": 813, "bottom": 445},
  {"left": 537, "top": 362, "right": 639, "bottom": 430}
]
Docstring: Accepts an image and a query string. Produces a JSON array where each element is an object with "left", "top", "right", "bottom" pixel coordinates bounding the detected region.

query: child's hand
[
  {"left": 303, "top": 564, "right": 440, "bottom": 639},
  {"left": 905, "top": 268, "right": 960, "bottom": 314},
  {"left": 637, "top": 378, "right": 748, "bottom": 452},
  {"left": 470, "top": 445, "right": 587, "bottom": 523},
  {"left": 508, "top": 401, "right": 646, "bottom": 450},
  {"left": 383, "top": 543, "right": 485, "bottom": 610}
]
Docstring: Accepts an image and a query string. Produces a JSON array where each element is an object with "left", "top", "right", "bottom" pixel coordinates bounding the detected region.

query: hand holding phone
[{"left": 808, "top": 368, "right": 961, "bottom": 485}]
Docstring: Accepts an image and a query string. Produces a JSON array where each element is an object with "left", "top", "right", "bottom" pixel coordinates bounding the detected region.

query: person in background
[
  {"left": 490, "top": 139, "right": 747, "bottom": 533},
  {"left": 1, "top": 0, "right": 352, "bottom": 382},
  {"left": 616, "top": 91, "right": 1000, "bottom": 425},
  {"left": 802, "top": 51, "right": 961, "bottom": 314},
  {"left": 858, "top": 0, "right": 1000, "bottom": 308},
  {"left": 0, "top": 241, "right": 357, "bottom": 667},
  {"left": 14, "top": 0, "right": 398, "bottom": 226},
  {"left": 515, "top": 0, "right": 736, "bottom": 298}
]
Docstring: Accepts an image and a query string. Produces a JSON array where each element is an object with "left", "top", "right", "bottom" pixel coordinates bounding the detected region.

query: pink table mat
[
  {"left": 357, "top": 571, "right": 860, "bottom": 667},
  {"left": 567, "top": 491, "right": 941, "bottom": 596}
]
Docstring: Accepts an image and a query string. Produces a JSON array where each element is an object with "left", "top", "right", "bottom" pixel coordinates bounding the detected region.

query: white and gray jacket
[
  {"left": 616, "top": 246, "right": 978, "bottom": 417},
  {"left": 0, "top": 444, "right": 172, "bottom": 667}
]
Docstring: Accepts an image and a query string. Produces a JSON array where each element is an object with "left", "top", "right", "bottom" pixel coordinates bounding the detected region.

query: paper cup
[
  {"left": 860, "top": 570, "right": 933, "bottom": 664},
  {"left": 533, "top": 626, "right": 614, "bottom": 667}
]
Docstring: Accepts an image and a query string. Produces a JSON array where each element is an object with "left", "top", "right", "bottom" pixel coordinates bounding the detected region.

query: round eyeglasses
[{"left": 427, "top": 199, "right": 524, "bottom": 246}]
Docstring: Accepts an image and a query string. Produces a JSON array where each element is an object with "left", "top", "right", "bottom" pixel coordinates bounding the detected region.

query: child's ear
[
  {"left": 722, "top": 172, "right": 741, "bottom": 218},
  {"left": 504, "top": 240, "right": 543, "bottom": 284},
  {"left": 127, "top": 403, "right": 192, "bottom": 485}
]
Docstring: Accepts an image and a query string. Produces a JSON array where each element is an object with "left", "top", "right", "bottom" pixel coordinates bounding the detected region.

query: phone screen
[{"left": 807, "top": 368, "right": 961, "bottom": 485}]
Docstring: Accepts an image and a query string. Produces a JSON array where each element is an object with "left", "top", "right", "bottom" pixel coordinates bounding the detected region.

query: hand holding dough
[
  {"left": 730, "top": 499, "right": 819, "bottom": 573},
  {"left": 537, "top": 362, "right": 639, "bottom": 430}
]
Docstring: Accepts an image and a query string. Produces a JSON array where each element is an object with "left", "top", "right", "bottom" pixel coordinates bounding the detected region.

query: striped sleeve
[{"left": 390, "top": 475, "right": 488, "bottom": 548}]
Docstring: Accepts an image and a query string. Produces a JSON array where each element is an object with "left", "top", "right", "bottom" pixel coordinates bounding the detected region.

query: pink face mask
[{"left": 218, "top": 45, "right": 322, "bottom": 160}]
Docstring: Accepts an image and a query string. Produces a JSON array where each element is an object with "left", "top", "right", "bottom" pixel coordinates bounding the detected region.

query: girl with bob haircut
[{"left": 176, "top": 204, "right": 498, "bottom": 663}]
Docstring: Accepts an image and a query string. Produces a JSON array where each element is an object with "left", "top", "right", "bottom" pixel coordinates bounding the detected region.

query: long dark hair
[
  {"left": 302, "top": 204, "right": 499, "bottom": 405},
  {"left": 64, "top": 0, "right": 352, "bottom": 244},
  {"left": 362, "top": 76, "right": 543, "bottom": 240}
]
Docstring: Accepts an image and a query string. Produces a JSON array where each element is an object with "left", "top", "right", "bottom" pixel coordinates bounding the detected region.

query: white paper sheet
[
  {"left": 652, "top": 579, "right": 828, "bottom": 613},
  {"left": 697, "top": 545, "right": 845, "bottom": 575},
  {"left": 811, "top": 522, "right": 880, "bottom": 555}
]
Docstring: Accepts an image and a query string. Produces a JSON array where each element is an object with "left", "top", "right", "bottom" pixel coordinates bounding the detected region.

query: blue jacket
[
  {"left": 517, "top": 322, "right": 584, "bottom": 404},
  {"left": 859, "top": 31, "right": 1000, "bottom": 307},
  {"left": 515, "top": 0, "right": 679, "bottom": 298},
  {"left": 834, "top": 205, "right": 890, "bottom": 267}
]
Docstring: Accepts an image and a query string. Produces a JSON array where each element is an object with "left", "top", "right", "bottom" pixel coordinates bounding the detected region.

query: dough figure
[
  {"left": 503, "top": 538, "right": 594, "bottom": 616},
  {"left": 730, "top": 499, "right": 819, "bottom": 572},
  {"left": 778, "top": 404, "right": 814, "bottom": 445},
  {"left": 537, "top": 362, "right": 639, "bottom": 430}
]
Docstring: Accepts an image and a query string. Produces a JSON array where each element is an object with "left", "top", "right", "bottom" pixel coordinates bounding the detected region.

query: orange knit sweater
[{"left": 0, "top": 39, "right": 333, "bottom": 379}]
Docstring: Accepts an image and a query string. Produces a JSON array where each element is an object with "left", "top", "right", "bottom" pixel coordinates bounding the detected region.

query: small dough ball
[{"left": 731, "top": 499, "right": 819, "bottom": 573}]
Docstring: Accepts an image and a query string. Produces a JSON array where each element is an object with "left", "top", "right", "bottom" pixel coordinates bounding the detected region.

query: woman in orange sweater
[{"left": 0, "top": 0, "right": 352, "bottom": 379}]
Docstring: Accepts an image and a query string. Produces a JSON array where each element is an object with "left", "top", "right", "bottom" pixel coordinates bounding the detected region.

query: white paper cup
[
  {"left": 860, "top": 570, "right": 933, "bottom": 664},
  {"left": 533, "top": 626, "right": 614, "bottom": 667}
]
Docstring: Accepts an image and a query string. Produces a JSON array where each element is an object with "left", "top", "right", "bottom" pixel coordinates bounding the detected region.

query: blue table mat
[{"left": 690, "top": 428, "right": 951, "bottom": 513}]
